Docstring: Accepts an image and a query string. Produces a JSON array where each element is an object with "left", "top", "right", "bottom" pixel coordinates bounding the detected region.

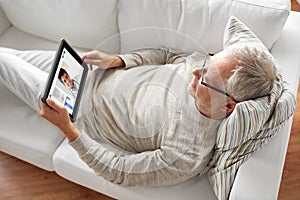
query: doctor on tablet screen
[{"left": 58, "top": 67, "right": 79, "bottom": 98}]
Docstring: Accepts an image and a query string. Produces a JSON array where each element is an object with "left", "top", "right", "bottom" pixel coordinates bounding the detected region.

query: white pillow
[{"left": 0, "top": 0, "right": 119, "bottom": 52}]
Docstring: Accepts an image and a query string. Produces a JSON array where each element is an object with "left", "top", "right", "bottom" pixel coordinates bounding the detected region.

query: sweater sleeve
[
  {"left": 69, "top": 129, "right": 216, "bottom": 187},
  {"left": 118, "top": 48, "right": 189, "bottom": 69}
]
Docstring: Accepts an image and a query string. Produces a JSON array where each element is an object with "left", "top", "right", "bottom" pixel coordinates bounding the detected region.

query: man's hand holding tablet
[{"left": 41, "top": 39, "right": 88, "bottom": 122}]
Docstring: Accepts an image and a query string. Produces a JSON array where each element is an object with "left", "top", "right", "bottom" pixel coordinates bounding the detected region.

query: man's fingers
[
  {"left": 40, "top": 99, "right": 53, "bottom": 118},
  {"left": 46, "top": 98, "right": 65, "bottom": 112},
  {"left": 84, "top": 58, "right": 111, "bottom": 69},
  {"left": 82, "top": 50, "right": 100, "bottom": 59},
  {"left": 83, "top": 58, "right": 99, "bottom": 66}
]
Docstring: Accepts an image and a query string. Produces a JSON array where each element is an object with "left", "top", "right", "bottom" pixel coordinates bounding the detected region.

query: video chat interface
[{"left": 48, "top": 48, "right": 83, "bottom": 115}]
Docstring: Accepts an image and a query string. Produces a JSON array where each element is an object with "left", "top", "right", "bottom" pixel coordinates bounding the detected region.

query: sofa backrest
[
  {"left": 0, "top": 0, "right": 290, "bottom": 54},
  {"left": 0, "top": 0, "right": 119, "bottom": 53},
  {"left": 118, "top": 0, "right": 290, "bottom": 54}
]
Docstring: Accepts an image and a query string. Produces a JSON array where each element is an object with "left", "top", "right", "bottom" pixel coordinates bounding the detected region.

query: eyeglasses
[{"left": 200, "top": 55, "right": 238, "bottom": 102}]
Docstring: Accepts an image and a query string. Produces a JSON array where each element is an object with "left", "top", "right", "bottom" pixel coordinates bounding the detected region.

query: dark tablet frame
[{"left": 42, "top": 39, "right": 88, "bottom": 122}]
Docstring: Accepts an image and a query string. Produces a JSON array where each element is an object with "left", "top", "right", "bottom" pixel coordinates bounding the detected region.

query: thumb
[{"left": 46, "top": 98, "right": 65, "bottom": 111}]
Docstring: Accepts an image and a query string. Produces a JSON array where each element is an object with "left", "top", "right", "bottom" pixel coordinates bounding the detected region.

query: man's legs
[
  {"left": 0, "top": 47, "right": 55, "bottom": 73},
  {"left": 0, "top": 52, "right": 50, "bottom": 112}
]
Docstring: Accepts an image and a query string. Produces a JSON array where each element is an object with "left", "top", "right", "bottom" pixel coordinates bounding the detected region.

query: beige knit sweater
[{"left": 70, "top": 48, "right": 221, "bottom": 187}]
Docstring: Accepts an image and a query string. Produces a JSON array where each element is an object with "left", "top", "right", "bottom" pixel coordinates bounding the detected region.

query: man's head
[
  {"left": 189, "top": 45, "right": 277, "bottom": 119},
  {"left": 58, "top": 68, "right": 74, "bottom": 89}
]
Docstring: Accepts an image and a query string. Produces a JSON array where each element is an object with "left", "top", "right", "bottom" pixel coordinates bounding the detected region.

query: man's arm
[
  {"left": 82, "top": 48, "right": 189, "bottom": 70},
  {"left": 82, "top": 50, "right": 125, "bottom": 70},
  {"left": 69, "top": 131, "right": 209, "bottom": 187},
  {"left": 40, "top": 99, "right": 209, "bottom": 187},
  {"left": 119, "top": 48, "right": 189, "bottom": 69}
]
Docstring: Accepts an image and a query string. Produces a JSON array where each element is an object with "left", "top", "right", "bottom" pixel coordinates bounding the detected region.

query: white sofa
[{"left": 0, "top": 0, "right": 299, "bottom": 199}]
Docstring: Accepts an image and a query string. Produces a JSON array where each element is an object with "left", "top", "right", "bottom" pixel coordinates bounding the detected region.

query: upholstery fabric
[
  {"left": 118, "top": 0, "right": 290, "bottom": 54},
  {"left": 0, "top": 0, "right": 119, "bottom": 52}
]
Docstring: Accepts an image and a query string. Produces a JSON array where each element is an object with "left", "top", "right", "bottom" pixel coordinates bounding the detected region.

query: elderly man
[
  {"left": 41, "top": 46, "right": 276, "bottom": 186},
  {"left": 0, "top": 45, "right": 277, "bottom": 187}
]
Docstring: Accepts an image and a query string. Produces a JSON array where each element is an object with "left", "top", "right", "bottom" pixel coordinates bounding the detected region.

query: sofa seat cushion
[
  {"left": 53, "top": 139, "right": 217, "bottom": 200},
  {"left": 0, "top": 82, "right": 64, "bottom": 171}
]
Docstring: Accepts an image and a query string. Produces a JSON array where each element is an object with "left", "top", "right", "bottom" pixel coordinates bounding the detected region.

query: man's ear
[{"left": 225, "top": 99, "right": 237, "bottom": 116}]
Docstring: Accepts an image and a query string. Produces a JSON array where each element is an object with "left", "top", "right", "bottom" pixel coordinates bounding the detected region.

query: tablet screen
[
  {"left": 42, "top": 39, "right": 88, "bottom": 122},
  {"left": 48, "top": 47, "right": 84, "bottom": 115}
]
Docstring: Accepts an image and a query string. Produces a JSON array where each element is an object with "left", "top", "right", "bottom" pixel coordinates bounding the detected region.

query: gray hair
[{"left": 225, "top": 45, "right": 278, "bottom": 102}]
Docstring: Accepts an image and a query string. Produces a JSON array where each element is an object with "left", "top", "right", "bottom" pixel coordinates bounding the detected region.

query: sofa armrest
[
  {"left": 229, "top": 11, "right": 300, "bottom": 200},
  {"left": 271, "top": 11, "right": 300, "bottom": 86},
  {"left": 0, "top": 5, "right": 11, "bottom": 36}
]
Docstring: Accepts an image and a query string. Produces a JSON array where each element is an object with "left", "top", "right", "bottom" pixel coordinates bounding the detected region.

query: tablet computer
[{"left": 42, "top": 39, "right": 88, "bottom": 122}]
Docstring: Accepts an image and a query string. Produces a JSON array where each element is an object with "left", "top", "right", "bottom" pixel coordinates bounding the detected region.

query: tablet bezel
[{"left": 42, "top": 39, "right": 88, "bottom": 122}]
